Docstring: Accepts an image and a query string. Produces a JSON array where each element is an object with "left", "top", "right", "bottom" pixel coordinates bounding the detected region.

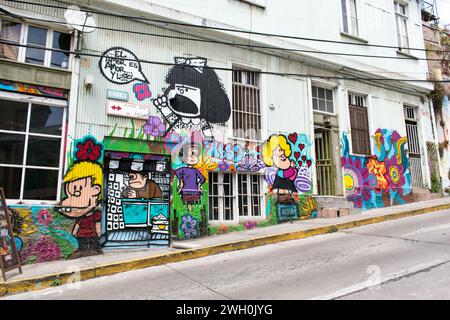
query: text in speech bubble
[{"left": 99, "top": 47, "right": 148, "bottom": 85}]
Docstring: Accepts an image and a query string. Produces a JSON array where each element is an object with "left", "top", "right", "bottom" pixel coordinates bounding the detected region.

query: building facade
[{"left": 0, "top": 0, "right": 442, "bottom": 264}]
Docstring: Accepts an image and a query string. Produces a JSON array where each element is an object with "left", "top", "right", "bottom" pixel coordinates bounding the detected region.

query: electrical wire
[
  {"left": 3, "top": 39, "right": 449, "bottom": 83},
  {"left": 4, "top": 13, "right": 450, "bottom": 63},
  {"left": 5, "top": 0, "right": 448, "bottom": 53}
]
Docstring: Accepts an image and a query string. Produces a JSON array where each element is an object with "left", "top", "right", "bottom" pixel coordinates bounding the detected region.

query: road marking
[
  {"left": 310, "top": 259, "right": 450, "bottom": 300},
  {"left": 402, "top": 223, "right": 450, "bottom": 237}
]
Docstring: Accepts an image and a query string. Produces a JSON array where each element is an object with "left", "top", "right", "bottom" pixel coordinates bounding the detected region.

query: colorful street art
[
  {"left": 341, "top": 129, "right": 412, "bottom": 209},
  {"left": 0, "top": 79, "right": 68, "bottom": 99},
  {"left": 58, "top": 136, "right": 104, "bottom": 257},
  {"left": 102, "top": 153, "right": 170, "bottom": 248},
  {"left": 9, "top": 207, "right": 78, "bottom": 264},
  {"left": 153, "top": 57, "right": 231, "bottom": 140}
]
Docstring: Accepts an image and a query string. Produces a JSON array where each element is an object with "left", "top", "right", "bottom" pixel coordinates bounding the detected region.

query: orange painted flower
[{"left": 367, "top": 157, "right": 389, "bottom": 191}]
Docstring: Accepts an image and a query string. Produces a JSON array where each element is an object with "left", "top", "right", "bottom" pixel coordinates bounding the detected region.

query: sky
[{"left": 437, "top": 0, "right": 450, "bottom": 26}]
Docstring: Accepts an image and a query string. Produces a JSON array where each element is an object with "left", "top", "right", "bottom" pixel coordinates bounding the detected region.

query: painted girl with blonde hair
[{"left": 262, "top": 135, "right": 298, "bottom": 194}]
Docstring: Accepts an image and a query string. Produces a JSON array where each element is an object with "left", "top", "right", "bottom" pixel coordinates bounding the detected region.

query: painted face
[
  {"left": 167, "top": 84, "right": 201, "bottom": 118},
  {"left": 184, "top": 146, "right": 200, "bottom": 166},
  {"left": 272, "top": 145, "right": 291, "bottom": 170},
  {"left": 129, "top": 173, "right": 148, "bottom": 189},
  {"left": 60, "top": 177, "right": 101, "bottom": 217}
]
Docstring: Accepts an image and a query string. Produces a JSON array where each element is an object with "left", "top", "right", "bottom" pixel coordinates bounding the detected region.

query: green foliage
[{"left": 430, "top": 173, "right": 442, "bottom": 193}]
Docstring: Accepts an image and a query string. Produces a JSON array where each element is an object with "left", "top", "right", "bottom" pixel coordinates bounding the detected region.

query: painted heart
[
  {"left": 299, "top": 143, "right": 305, "bottom": 151},
  {"left": 301, "top": 155, "right": 307, "bottom": 162},
  {"left": 298, "top": 161, "right": 303, "bottom": 167},
  {"left": 307, "top": 160, "right": 312, "bottom": 167},
  {"left": 288, "top": 133, "right": 298, "bottom": 144},
  {"left": 294, "top": 152, "right": 301, "bottom": 160}
]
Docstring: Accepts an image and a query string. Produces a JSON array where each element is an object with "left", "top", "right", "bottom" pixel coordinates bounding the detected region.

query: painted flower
[
  {"left": 384, "top": 156, "right": 406, "bottom": 194},
  {"left": 133, "top": 82, "right": 152, "bottom": 101},
  {"left": 36, "top": 209, "right": 53, "bottom": 226},
  {"left": 23, "top": 236, "right": 61, "bottom": 263},
  {"left": 367, "top": 157, "right": 389, "bottom": 192},
  {"left": 218, "top": 161, "right": 230, "bottom": 172},
  {"left": 243, "top": 221, "right": 258, "bottom": 230},
  {"left": 342, "top": 156, "right": 372, "bottom": 208},
  {"left": 143, "top": 116, "right": 166, "bottom": 137},
  {"left": 180, "top": 215, "right": 199, "bottom": 239},
  {"left": 75, "top": 138, "right": 103, "bottom": 162}
]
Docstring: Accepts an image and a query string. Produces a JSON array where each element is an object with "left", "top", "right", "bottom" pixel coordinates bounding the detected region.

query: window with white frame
[
  {"left": 0, "top": 97, "right": 65, "bottom": 201},
  {"left": 0, "top": 19, "right": 72, "bottom": 69},
  {"left": 238, "top": 173, "right": 262, "bottom": 217},
  {"left": 394, "top": 1, "right": 410, "bottom": 54},
  {"left": 208, "top": 172, "right": 234, "bottom": 222},
  {"left": 232, "top": 68, "right": 262, "bottom": 141},
  {"left": 341, "top": 0, "right": 359, "bottom": 37},
  {"left": 312, "top": 85, "right": 334, "bottom": 113}
]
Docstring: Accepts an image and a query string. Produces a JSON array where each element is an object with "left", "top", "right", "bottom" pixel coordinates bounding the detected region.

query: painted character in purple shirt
[{"left": 175, "top": 143, "right": 205, "bottom": 210}]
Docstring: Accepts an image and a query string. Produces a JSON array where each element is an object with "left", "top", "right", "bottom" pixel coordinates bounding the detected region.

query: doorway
[{"left": 314, "top": 128, "right": 335, "bottom": 195}]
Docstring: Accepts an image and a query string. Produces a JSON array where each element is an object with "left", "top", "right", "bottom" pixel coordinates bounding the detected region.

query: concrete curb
[{"left": 1, "top": 202, "right": 450, "bottom": 297}]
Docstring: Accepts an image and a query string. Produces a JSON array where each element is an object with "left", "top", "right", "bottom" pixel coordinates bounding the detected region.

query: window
[
  {"left": 348, "top": 93, "right": 371, "bottom": 155},
  {"left": 0, "top": 98, "right": 65, "bottom": 201},
  {"left": 208, "top": 172, "right": 234, "bottom": 222},
  {"left": 341, "top": 0, "right": 359, "bottom": 36},
  {"left": 238, "top": 173, "right": 262, "bottom": 217},
  {"left": 232, "top": 69, "right": 261, "bottom": 140},
  {"left": 0, "top": 20, "right": 71, "bottom": 69},
  {"left": 312, "top": 85, "right": 334, "bottom": 113},
  {"left": 0, "top": 20, "right": 21, "bottom": 60},
  {"left": 394, "top": 1, "right": 410, "bottom": 53}
]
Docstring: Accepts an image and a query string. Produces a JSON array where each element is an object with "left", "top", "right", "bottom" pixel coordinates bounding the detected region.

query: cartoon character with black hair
[
  {"left": 174, "top": 142, "right": 206, "bottom": 211},
  {"left": 153, "top": 57, "right": 231, "bottom": 141}
]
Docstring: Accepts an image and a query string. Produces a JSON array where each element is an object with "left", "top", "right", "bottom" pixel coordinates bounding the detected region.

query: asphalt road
[{"left": 3, "top": 209, "right": 450, "bottom": 300}]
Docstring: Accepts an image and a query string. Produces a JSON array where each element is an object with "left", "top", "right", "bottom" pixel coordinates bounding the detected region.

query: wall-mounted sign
[
  {"left": 106, "top": 89, "right": 129, "bottom": 102},
  {"left": 276, "top": 203, "right": 299, "bottom": 223},
  {"left": 106, "top": 100, "right": 149, "bottom": 120}
]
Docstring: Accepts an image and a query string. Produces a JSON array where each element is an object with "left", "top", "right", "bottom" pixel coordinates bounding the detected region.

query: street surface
[{"left": 3, "top": 209, "right": 450, "bottom": 300}]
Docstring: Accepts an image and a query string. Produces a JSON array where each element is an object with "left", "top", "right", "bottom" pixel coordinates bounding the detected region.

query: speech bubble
[{"left": 99, "top": 47, "right": 149, "bottom": 85}]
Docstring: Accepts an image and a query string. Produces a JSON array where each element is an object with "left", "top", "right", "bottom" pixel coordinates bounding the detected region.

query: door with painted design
[{"left": 103, "top": 153, "right": 171, "bottom": 248}]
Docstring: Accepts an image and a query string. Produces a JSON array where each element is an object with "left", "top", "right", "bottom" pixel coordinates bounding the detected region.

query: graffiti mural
[
  {"left": 342, "top": 129, "right": 412, "bottom": 209},
  {"left": 262, "top": 134, "right": 313, "bottom": 201},
  {"left": 0, "top": 79, "right": 68, "bottom": 99},
  {"left": 153, "top": 57, "right": 231, "bottom": 140},
  {"left": 133, "top": 82, "right": 152, "bottom": 101},
  {"left": 58, "top": 136, "right": 104, "bottom": 257},
  {"left": 103, "top": 153, "right": 170, "bottom": 248},
  {"left": 99, "top": 47, "right": 149, "bottom": 84},
  {"left": 9, "top": 207, "right": 78, "bottom": 264},
  {"left": 175, "top": 142, "right": 206, "bottom": 211}
]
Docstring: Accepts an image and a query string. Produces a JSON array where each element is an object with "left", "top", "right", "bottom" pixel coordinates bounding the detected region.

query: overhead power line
[
  {"left": 4, "top": 13, "right": 450, "bottom": 63},
  {"left": 2, "top": 39, "right": 449, "bottom": 84},
  {"left": 5, "top": 0, "right": 447, "bottom": 53}
]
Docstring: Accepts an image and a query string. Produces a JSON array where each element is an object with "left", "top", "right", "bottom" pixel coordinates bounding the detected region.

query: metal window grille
[
  {"left": 208, "top": 172, "right": 234, "bottom": 221},
  {"left": 404, "top": 106, "right": 423, "bottom": 187},
  {"left": 238, "top": 173, "right": 262, "bottom": 217},
  {"left": 348, "top": 93, "right": 371, "bottom": 155},
  {"left": 232, "top": 69, "right": 261, "bottom": 140},
  {"left": 315, "top": 129, "right": 335, "bottom": 195}
]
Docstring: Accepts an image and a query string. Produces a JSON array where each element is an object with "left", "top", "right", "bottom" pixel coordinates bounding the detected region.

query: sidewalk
[{"left": 1, "top": 197, "right": 450, "bottom": 297}]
